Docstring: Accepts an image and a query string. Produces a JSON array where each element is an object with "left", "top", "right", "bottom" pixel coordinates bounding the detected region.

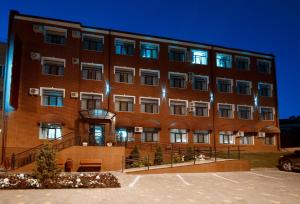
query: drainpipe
[{"left": 210, "top": 47, "right": 217, "bottom": 161}]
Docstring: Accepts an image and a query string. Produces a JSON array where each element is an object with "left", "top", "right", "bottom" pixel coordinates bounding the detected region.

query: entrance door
[{"left": 89, "top": 124, "right": 105, "bottom": 146}]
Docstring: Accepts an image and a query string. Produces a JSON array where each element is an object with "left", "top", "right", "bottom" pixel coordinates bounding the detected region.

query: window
[
  {"left": 237, "top": 105, "right": 253, "bottom": 120},
  {"left": 140, "top": 69, "right": 159, "bottom": 86},
  {"left": 41, "top": 88, "right": 64, "bottom": 107},
  {"left": 140, "top": 97, "right": 159, "bottom": 114},
  {"left": 80, "top": 93, "right": 102, "bottom": 110},
  {"left": 170, "top": 129, "right": 188, "bottom": 143},
  {"left": 258, "top": 83, "right": 272, "bottom": 97},
  {"left": 216, "top": 53, "right": 232, "bottom": 68},
  {"left": 265, "top": 135, "right": 275, "bottom": 145},
  {"left": 82, "top": 34, "right": 104, "bottom": 52},
  {"left": 257, "top": 60, "right": 271, "bottom": 74},
  {"left": 141, "top": 128, "right": 159, "bottom": 142},
  {"left": 260, "top": 107, "right": 274, "bottom": 120},
  {"left": 169, "top": 46, "right": 186, "bottom": 62},
  {"left": 236, "top": 80, "right": 251, "bottom": 95},
  {"left": 240, "top": 133, "right": 254, "bottom": 145},
  {"left": 236, "top": 56, "right": 250, "bottom": 70},
  {"left": 114, "top": 67, "right": 135, "bottom": 83},
  {"left": 194, "top": 102, "right": 209, "bottom": 117},
  {"left": 115, "top": 38, "right": 135, "bottom": 55},
  {"left": 219, "top": 131, "right": 234, "bottom": 144},
  {"left": 169, "top": 72, "right": 187, "bottom": 88},
  {"left": 191, "top": 49, "right": 208, "bottom": 65},
  {"left": 81, "top": 63, "right": 103, "bottom": 80},
  {"left": 169, "top": 100, "right": 187, "bottom": 115},
  {"left": 140, "top": 42, "right": 159, "bottom": 59},
  {"left": 42, "top": 58, "right": 65, "bottom": 76},
  {"left": 217, "top": 78, "right": 232, "bottom": 93},
  {"left": 0, "top": 64, "right": 4, "bottom": 78},
  {"left": 218, "top": 103, "right": 234, "bottom": 118},
  {"left": 116, "top": 128, "right": 134, "bottom": 142},
  {"left": 39, "top": 123, "right": 62, "bottom": 140},
  {"left": 44, "top": 27, "right": 66, "bottom": 45},
  {"left": 192, "top": 75, "right": 208, "bottom": 91},
  {"left": 193, "top": 130, "right": 210, "bottom": 144},
  {"left": 114, "top": 95, "right": 135, "bottom": 112}
]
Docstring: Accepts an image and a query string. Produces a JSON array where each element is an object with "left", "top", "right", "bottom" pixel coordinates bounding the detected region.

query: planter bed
[{"left": 0, "top": 172, "right": 120, "bottom": 189}]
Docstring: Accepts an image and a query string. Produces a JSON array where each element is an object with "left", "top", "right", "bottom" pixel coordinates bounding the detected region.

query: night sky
[{"left": 1, "top": 0, "right": 299, "bottom": 119}]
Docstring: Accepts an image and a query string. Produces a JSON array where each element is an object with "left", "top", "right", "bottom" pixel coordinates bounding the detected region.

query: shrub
[
  {"left": 32, "top": 144, "right": 60, "bottom": 186},
  {"left": 184, "top": 146, "right": 194, "bottom": 161},
  {"left": 129, "top": 145, "right": 140, "bottom": 161},
  {"left": 154, "top": 146, "right": 163, "bottom": 165}
]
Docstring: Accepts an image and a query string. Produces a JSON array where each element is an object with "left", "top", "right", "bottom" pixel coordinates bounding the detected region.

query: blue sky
[{"left": 1, "top": 0, "right": 299, "bottom": 118}]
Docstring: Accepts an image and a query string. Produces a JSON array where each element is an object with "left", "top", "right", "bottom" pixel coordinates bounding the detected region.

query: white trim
[
  {"left": 40, "top": 87, "right": 65, "bottom": 106},
  {"left": 236, "top": 80, "right": 252, "bottom": 88},
  {"left": 258, "top": 82, "right": 273, "bottom": 97},
  {"left": 192, "top": 101, "right": 210, "bottom": 117},
  {"left": 237, "top": 105, "right": 254, "bottom": 120},
  {"left": 114, "top": 66, "right": 135, "bottom": 76},
  {"left": 113, "top": 94, "right": 136, "bottom": 104},
  {"left": 193, "top": 74, "right": 209, "bottom": 84},
  {"left": 41, "top": 57, "right": 66, "bottom": 67},
  {"left": 168, "top": 99, "right": 188, "bottom": 107},
  {"left": 79, "top": 92, "right": 104, "bottom": 101},
  {"left": 168, "top": 72, "right": 188, "bottom": 80},
  {"left": 139, "top": 97, "right": 161, "bottom": 106},
  {"left": 216, "top": 78, "right": 233, "bottom": 93},
  {"left": 44, "top": 26, "right": 67, "bottom": 37},
  {"left": 82, "top": 33, "right": 104, "bottom": 42},
  {"left": 114, "top": 38, "right": 136, "bottom": 47},
  {"left": 259, "top": 106, "right": 275, "bottom": 121},
  {"left": 80, "top": 62, "right": 104, "bottom": 72},
  {"left": 139, "top": 69, "right": 160, "bottom": 78},
  {"left": 217, "top": 103, "right": 235, "bottom": 111},
  {"left": 168, "top": 45, "right": 187, "bottom": 52}
]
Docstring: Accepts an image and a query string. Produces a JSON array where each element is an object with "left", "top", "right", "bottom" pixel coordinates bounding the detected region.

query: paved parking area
[{"left": 0, "top": 169, "right": 299, "bottom": 204}]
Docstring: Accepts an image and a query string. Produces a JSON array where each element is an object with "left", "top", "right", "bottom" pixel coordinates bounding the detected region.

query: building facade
[{"left": 2, "top": 11, "right": 280, "bottom": 162}]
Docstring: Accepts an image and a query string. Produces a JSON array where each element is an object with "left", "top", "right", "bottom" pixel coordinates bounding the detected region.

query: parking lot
[{"left": 0, "top": 169, "right": 299, "bottom": 204}]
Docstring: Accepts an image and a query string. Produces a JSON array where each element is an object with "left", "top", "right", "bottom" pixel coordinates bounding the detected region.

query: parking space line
[
  {"left": 176, "top": 174, "right": 191, "bottom": 186},
  {"left": 212, "top": 173, "right": 239, "bottom": 184},
  {"left": 248, "top": 172, "right": 281, "bottom": 180},
  {"left": 128, "top": 175, "right": 141, "bottom": 188}
]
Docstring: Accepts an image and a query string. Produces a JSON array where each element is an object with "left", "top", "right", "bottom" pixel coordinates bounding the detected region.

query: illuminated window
[
  {"left": 170, "top": 129, "right": 188, "bottom": 143},
  {"left": 216, "top": 53, "right": 232, "bottom": 68},
  {"left": 115, "top": 38, "right": 135, "bottom": 55},
  {"left": 41, "top": 88, "right": 64, "bottom": 107},
  {"left": 82, "top": 34, "right": 104, "bottom": 52},
  {"left": 140, "top": 42, "right": 159, "bottom": 59},
  {"left": 191, "top": 49, "right": 208, "bottom": 65},
  {"left": 39, "top": 123, "right": 62, "bottom": 140},
  {"left": 116, "top": 128, "right": 134, "bottom": 142},
  {"left": 194, "top": 102, "right": 209, "bottom": 117}
]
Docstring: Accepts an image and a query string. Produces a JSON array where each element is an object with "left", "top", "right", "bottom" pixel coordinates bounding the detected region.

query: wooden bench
[{"left": 78, "top": 159, "right": 102, "bottom": 172}]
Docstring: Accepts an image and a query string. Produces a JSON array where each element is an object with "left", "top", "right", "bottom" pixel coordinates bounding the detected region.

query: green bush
[
  {"left": 184, "top": 146, "right": 194, "bottom": 161},
  {"left": 154, "top": 146, "right": 163, "bottom": 165}
]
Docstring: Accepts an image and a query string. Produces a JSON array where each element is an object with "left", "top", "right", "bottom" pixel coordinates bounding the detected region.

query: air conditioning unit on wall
[
  {"left": 72, "top": 58, "right": 79, "bottom": 64},
  {"left": 258, "top": 132, "right": 266, "bottom": 138},
  {"left": 30, "top": 52, "right": 41, "bottom": 61},
  {"left": 237, "top": 131, "right": 244, "bottom": 137},
  {"left": 188, "top": 106, "right": 196, "bottom": 112},
  {"left": 70, "top": 92, "right": 79, "bottom": 98},
  {"left": 134, "top": 127, "right": 143, "bottom": 133},
  {"left": 29, "top": 88, "right": 39, "bottom": 95}
]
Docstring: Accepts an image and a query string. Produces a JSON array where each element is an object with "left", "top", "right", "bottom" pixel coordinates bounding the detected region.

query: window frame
[
  {"left": 169, "top": 99, "right": 188, "bottom": 116},
  {"left": 170, "top": 129, "right": 188, "bottom": 143},
  {"left": 114, "top": 38, "right": 135, "bottom": 56},
  {"left": 114, "top": 66, "right": 135, "bottom": 84},
  {"left": 258, "top": 82, "right": 273, "bottom": 97},
  {"left": 236, "top": 80, "right": 252, "bottom": 95},
  {"left": 168, "top": 72, "right": 188, "bottom": 89},
  {"left": 235, "top": 56, "right": 250, "bottom": 71},
  {"left": 193, "top": 130, "right": 210, "bottom": 144},
  {"left": 168, "top": 46, "right": 187, "bottom": 62},
  {"left": 216, "top": 77, "right": 233, "bottom": 93},
  {"left": 40, "top": 87, "right": 65, "bottom": 107},
  {"left": 217, "top": 103, "right": 235, "bottom": 119},
  {"left": 39, "top": 123, "right": 62, "bottom": 140},
  {"left": 82, "top": 33, "right": 104, "bottom": 52},
  {"left": 79, "top": 92, "right": 104, "bottom": 110},
  {"left": 192, "top": 101, "right": 210, "bottom": 117},
  {"left": 41, "top": 57, "right": 65, "bottom": 76},
  {"left": 81, "top": 62, "right": 104, "bottom": 81},
  {"left": 192, "top": 75, "right": 209, "bottom": 91},
  {"left": 113, "top": 94, "right": 135, "bottom": 112},
  {"left": 237, "top": 105, "right": 253, "bottom": 120},
  {"left": 140, "top": 42, "right": 160, "bottom": 59},
  {"left": 44, "top": 26, "right": 67, "bottom": 45},
  {"left": 239, "top": 133, "right": 254, "bottom": 145},
  {"left": 190, "top": 49, "right": 208, "bottom": 65},
  {"left": 139, "top": 69, "right": 160, "bottom": 86},
  {"left": 139, "top": 97, "right": 160, "bottom": 114},
  {"left": 216, "top": 53, "right": 232, "bottom": 69},
  {"left": 259, "top": 106, "right": 275, "bottom": 121},
  {"left": 257, "top": 59, "right": 272, "bottom": 74},
  {"left": 219, "top": 131, "right": 235, "bottom": 144}
]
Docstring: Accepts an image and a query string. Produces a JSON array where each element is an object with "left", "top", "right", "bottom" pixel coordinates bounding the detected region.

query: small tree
[
  {"left": 32, "top": 144, "right": 60, "bottom": 184},
  {"left": 184, "top": 146, "right": 194, "bottom": 161},
  {"left": 154, "top": 146, "right": 163, "bottom": 165},
  {"left": 129, "top": 145, "right": 140, "bottom": 161}
]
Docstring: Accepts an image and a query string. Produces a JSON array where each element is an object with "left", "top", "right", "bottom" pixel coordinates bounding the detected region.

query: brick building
[{"left": 2, "top": 11, "right": 280, "bottom": 163}]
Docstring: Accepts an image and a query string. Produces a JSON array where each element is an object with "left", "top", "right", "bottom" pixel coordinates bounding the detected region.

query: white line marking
[
  {"left": 249, "top": 172, "right": 281, "bottom": 180},
  {"left": 212, "top": 173, "right": 239, "bottom": 184},
  {"left": 128, "top": 175, "right": 141, "bottom": 188},
  {"left": 176, "top": 174, "right": 191, "bottom": 186},
  {"left": 269, "top": 200, "right": 281, "bottom": 204}
]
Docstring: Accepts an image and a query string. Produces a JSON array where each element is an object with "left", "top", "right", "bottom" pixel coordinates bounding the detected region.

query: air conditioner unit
[
  {"left": 188, "top": 107, "right": 196, "bottom": 112},
  {"left": 30, "top": 52, "right": 41, "bottom": 61},
  {"left": 237, "top": 131, "right": 244, "bottom": 137},
  {"left": 72, "top": 58, "right": 79, "bottom": 64},
  {"left": 189, "top": 101, "right": 196, "bottom": 107},
  {"left": 33, "top": 25, "right": 43, "bottom": 33},
  {"left": 258, "top": 132, "right": 265, "bottom": 138},
  {"left": 29, "top": 88, "right": 39, "bottom": 95},
  {"left": 70, "top": 92, "right": 79, "bottom": 98},
  {"left": 134, "top": 127, "right": 143, "bottom": 133},
  {"left": 72, "top": 30, "right": 81, "bottom": 38}
]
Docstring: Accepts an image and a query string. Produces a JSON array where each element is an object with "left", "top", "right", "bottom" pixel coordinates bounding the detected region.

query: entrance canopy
[
  {"left": 260, "top": 125, "right": 281, "bottom": 134},
  {"left": 80, "top": 109, "right": 116, "bottom": 121}
]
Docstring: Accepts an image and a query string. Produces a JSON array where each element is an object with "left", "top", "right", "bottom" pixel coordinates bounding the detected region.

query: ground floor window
[
  {"left": 170, "top": 129, "right": 188, "bottom": 143},
  {"left": 39, "top": 123, "right": 62, "bottom": 140},
  {"left": 265, "top": 135, "right": 275, "bottom": 145},
  {"left": 219, "top": 131, "right": 234, "bottom": 144},
  {"left": 116, "top": 128, "right": 134, "bottom": 142},
  {"left": 141, "top": 128, "right": 159, "bottom": 142},
  {"left": 193, "top": 130, "right": 210, "bottom": 144},
  {"left": 240, "top": 133, "right": 254, "bottom": 145}
]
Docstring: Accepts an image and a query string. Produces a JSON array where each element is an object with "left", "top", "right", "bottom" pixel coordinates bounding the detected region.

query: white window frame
[
  {"left": 139, "top": 69, "right": 160, "bottom": 78},
  {"left": 257, "top": 59, "right": 272, "bottom": 73},
  {"left": 168, "top": 99, "right": 188, "bottom": 108},
  {"left": 237, "top": 105, "right": 253, "bottom": 120},
  {"left": 79, "top": 92, "right": 104, "bottom": 101},
  {"left": 113, "top": 94, "right": 136, "bottom": 104},
  {"left": 235, "top": 56, "right": 250, "bottom": 69},
  {"left": 236, "top": 80, "right": 252, "bottom": 95},
  {"left": 217, "top": 103, "right": 235, "bottom": 119},
  {"left": 216, "top": 53, "right": 232, "bottom": 68},
  {"left": 114, "top": 66, "right": 135, "bottom": 76},
  {"left": 239, "top": 133, "right": 254, "bottom": 145},
  {"left": 192, "top": 101, "right": 210, "bottom": 117},
  {"left": 82, "top": 33, "right": 104, "bottom": 43},
  {"left": 80, "top": 62, "right": 104, "bottom": 73},
  {"left": 216, "top": 77, "right": 233, "bottom": 93},
  {"left": 192, "top": 75, "right": 209, "bottom": 91},
  {"left": 193, "top": 130, "right": 210, "bottom": 144},
  {"left": 259, "top": 106, "right": 275, "bottom": 121},
  {"left": 139, "top": 97, "right": 160, "bottom": 106},
  {"left": 168, "top": 72, "right": 188, "bottom": 80},
  {"left": 258, "top": 82, "right": 273, "bottom": 97},
  {"left": 219, "top": 131, "right": 235, "bottom": 144},
  {"left": 190, "top": 49, "right": 208, "bottom": 65},
  {"left": 40, "top": 87, "right": 65, "bottom": 106},
  {"left": 114, "top": 38, "right": 136, "bottom": 48},
  {"left": 44, "top": 26, "right": 67, "bottom": 38},
  {"left": 41, "top": 57, "right": 66, "bottom": 67}
]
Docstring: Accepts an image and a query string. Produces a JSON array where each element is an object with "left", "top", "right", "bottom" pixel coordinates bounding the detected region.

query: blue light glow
[
  {"left": 162, "top": 87, "right": 166, "bottom": 98},
  {"left": 4, "top": 34, "right": 15, "bottom": 112},
  {"left": 254, "top": 95, "right": 259, "bottom": 108},
  {"left": 105, "top": 80, "right": 110, "bottom": 96},
  {"left": 210, "top": 92, "right": 214, "bottom": 103}
]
